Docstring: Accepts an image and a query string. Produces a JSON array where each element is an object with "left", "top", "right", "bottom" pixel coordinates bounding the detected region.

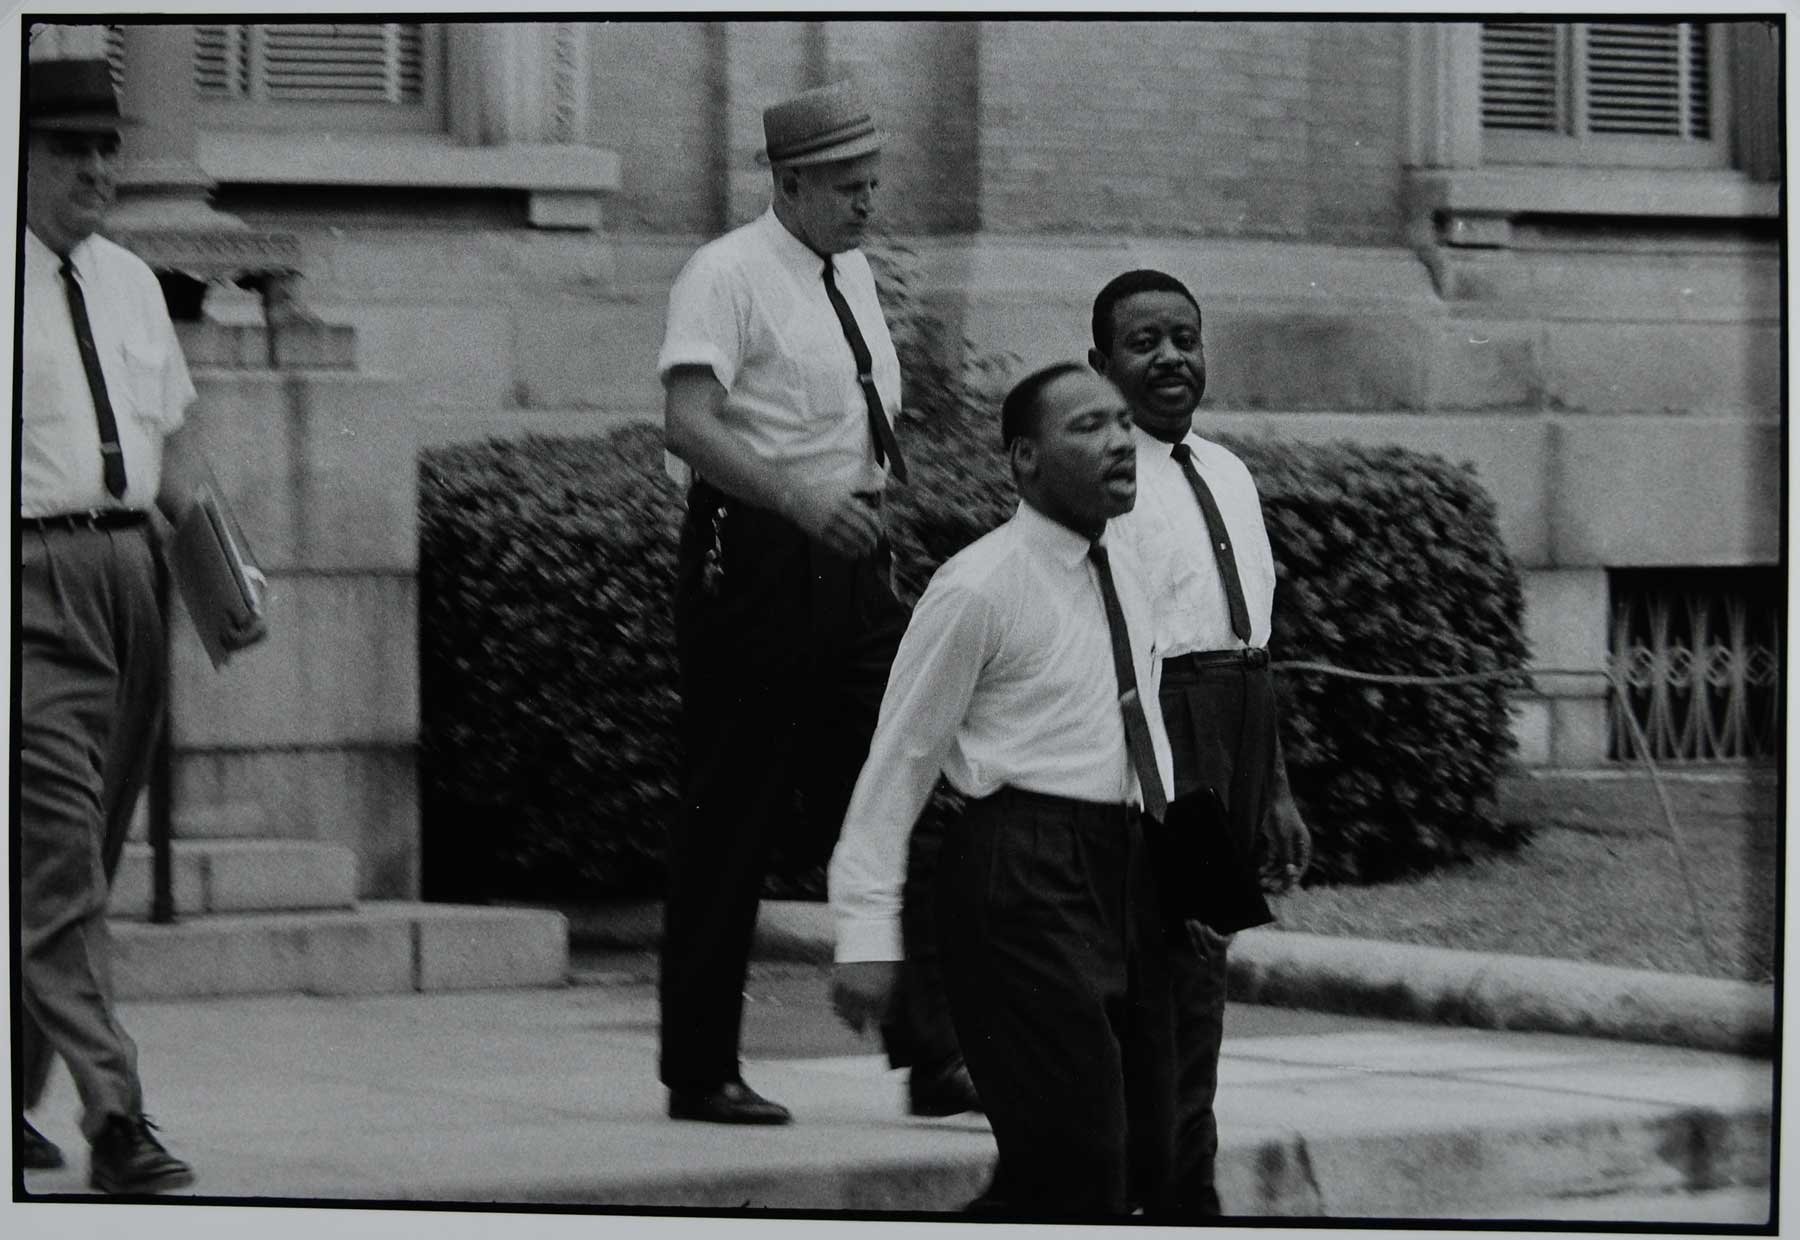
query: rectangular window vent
[
  {"left": 195, "top": 23, "right": 425, "bottom": 104},
  {"left": 1481, "top": 21, "right": 1711, "bottom": 140}
]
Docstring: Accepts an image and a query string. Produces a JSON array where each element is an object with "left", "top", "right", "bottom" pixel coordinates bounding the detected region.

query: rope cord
[{"left": 1267, "top": 657, "right": 1722, "bottom": 974}]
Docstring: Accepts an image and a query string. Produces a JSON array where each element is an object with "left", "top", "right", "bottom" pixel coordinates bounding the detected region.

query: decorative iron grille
[{"left": 1608, "top": 568, "right": 1781, "bottom": 762}]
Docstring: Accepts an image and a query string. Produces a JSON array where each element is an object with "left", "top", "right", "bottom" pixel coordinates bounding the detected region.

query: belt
[
  {"left": 21, "top": 508, "right": 150, "bottom": 533},
  {"left": 978, "top": 785, "right": 1142, "bottom": 827},
  {"left": 1165, "top": 647, "right": 1269, "bottom": 674}
]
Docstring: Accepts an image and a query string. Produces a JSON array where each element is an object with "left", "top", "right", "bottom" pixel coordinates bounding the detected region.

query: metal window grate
[{"left": 1608, "top": 568, "right": 1780, "bottom": 762}]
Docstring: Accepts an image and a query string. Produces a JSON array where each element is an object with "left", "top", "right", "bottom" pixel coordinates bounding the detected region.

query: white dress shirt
[
  {"left": 1109, "top": 424, "right": 1277, "bottom": 655},
  {"left": 656, "top": 206, "right": 902, "bottom": 498},
  {"left": 829, "top": 501, "right": 1175, "bottom": 963},
  {"left": 20, "top": 229, "right": 195, "bottom": 518}
]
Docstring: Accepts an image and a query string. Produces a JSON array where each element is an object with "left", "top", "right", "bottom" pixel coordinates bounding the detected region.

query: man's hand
[
  {"left": 1259, "top": 795, "right": 1313, "bottom": 895},
  {"left": 830, "top": 960, "right": 898, "bottom": 1035},
  {"left": 784, "top": 482, "right": 883, "bottom": 560}
]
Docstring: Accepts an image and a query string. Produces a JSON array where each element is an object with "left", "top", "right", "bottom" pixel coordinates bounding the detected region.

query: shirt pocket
[
  {"left": 117, "top": 336, "right": 173, "bottom": 426},
  {"left": 787, "top": 303, "right": 859, "bottom": 427}
]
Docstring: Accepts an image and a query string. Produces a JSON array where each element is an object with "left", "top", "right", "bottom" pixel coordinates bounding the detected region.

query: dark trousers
[
  {"left": 937, "top": 787, "right": 1174, "bottom": 1219},
  {"left": 660, "top": 482, "right": 955, "bottom": 1089},
  {"left": 1158, "top": 658, "right": 1278, "bottom": 1216},
  {"left": 18, "top": 524, "right": 165, "bottom": 1140}
]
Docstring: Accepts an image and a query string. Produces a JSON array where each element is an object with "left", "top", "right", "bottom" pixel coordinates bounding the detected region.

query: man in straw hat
[
  {"left": 655, "top": 80, "right": 971, "bottom": 1125},
  {"left": 17, "top": 53, "right": 264, "bottom": 1192}
]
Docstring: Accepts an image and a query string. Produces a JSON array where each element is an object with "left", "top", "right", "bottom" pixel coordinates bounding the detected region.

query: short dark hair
[
  {"left": 1091, "top": 269, "right": 1201, "bottom": 356},
  {"left": 1001, "top": 361, "right": 1090, "bottom": 449}
]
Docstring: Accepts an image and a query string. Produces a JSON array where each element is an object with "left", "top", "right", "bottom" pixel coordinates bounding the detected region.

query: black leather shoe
[
  {"left": 87, "top": 1114, "right": 194, "bottom": 1195},
  {"left": 19, "top": 1117, "right": 65, "bottom": 1170},
  {"left": 908, "top": 1059, "right": 982, "bottom": 1117},
  {"left": 667, "top": 1081, "right": 793, "bottom": 1125}
]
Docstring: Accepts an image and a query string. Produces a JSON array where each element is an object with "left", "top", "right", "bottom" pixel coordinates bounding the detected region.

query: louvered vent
[
  {"left": 195, "top": 25, "right": 249, "bottom": 97},
  {"left": 1587, "top": 23, "right": 1711, "bottom": 138},
  {"left": 1481, "top": 22, "right": 1561, "bottom": 132},
  {"left": 103, "top": 26, "right": 125, "bottom": 91},
  {"left": 1482, "top": 21, "right": 1711, "bottom": 140},
  {"left": 195, "top": 23, "right": 424, "bottom": 103}
]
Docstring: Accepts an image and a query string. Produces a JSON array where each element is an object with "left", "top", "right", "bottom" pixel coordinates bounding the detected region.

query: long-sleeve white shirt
[
  {"left": 829, "top": 501, "right": 1174, "bottom": 963},
  {"left": 1108, "top": 424, "right": 1276, "bottom": 655}
]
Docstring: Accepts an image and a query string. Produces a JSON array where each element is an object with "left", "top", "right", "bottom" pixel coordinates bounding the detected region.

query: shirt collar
[
  {"left": 26, "top": 227, "right": 93, "bottom": 275},
  {"left": 1015, "top": 499, "right": 1104, "bottom": 571},
  {"left": 758, "top": 205, "right": 852, "bottom": 280},
  {"left": 1132, "top": 422, "right": 1197, "bottom": 459}
]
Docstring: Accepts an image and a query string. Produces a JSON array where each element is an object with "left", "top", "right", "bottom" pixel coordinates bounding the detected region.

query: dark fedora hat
[
  {"left": 27, "top": 57, "right": 135, "bottom": 133},
  {"left": 758, "top": 80, "right": 883, "bottom": 168}
]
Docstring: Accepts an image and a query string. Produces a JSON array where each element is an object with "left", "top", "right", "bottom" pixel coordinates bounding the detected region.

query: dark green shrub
[
  {"left": 1221, "top": 436, "right": 1532, "bottom": 882},
  {"left": 418, "top": 427, "right": 684, "bottom": 901}
]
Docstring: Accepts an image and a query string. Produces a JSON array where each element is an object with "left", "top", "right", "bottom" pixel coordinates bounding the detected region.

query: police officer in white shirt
[
  {"left": 18, "top": 57, "right": 264, "bottom": 1194},
  {"left": 1093, "top": 268, "right": 1314, "bottom": 1218},
  {"left": 830, "top": 363, "right": 1179, "bottom": 1217},
  {"left": 656, "top": 80, "right": 968, "bottom": 1127}
]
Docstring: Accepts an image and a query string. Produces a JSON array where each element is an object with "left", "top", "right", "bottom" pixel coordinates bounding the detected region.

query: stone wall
[
  {"left": 170, "top": 349, "right": 421, "bottom": 898},
  {"left": 974, "top": 21, "right": 1407, "bottom": 242},
  {"left": 580, "top": 19, "right": 1405, "bottom": 244}
]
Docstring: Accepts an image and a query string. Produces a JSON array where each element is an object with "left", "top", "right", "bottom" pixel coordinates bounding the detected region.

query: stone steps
[
  {"left": 111, "top": 901, "right": 568, "bottom": 1000},
  {"left": 109, "top": 839, "right": 357, "bottom": 920}
]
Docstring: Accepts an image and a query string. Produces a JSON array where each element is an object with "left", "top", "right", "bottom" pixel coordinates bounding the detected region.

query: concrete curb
[
  {"left": 378, "top": 1102, "right": 1773, "bottom": 1218},
  {"left": 559, "top": 899, "right": 1775, "bottom": 1056},
  {"left": 1228, "top": 931, "right": 1776, "bottom": 1057}
]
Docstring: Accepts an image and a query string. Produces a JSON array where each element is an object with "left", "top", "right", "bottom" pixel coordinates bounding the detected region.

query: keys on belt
[{"left": 1166, "top": 647, "right": 1269, "bottom": 674}]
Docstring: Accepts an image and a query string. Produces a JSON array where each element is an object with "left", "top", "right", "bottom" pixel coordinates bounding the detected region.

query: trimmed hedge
[
  {"left": 1227, "top": 435, "right": 1532, "bottom": 881},
  {"left": 418, "top": 428, "right": 685, "bottom": 901}
]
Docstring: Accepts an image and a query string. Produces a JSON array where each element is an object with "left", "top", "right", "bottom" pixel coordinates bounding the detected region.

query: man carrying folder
[{"left": 17, "top": 56, "right": 265, "bottom": 1193}]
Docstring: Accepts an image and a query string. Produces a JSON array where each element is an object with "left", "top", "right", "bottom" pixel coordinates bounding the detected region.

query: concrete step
[
  {"left": 111, "top": 901, "right": 568, "bottom": 1000},
  {"left": 109, "top": 839, "right": 358, "bottom": 920}
]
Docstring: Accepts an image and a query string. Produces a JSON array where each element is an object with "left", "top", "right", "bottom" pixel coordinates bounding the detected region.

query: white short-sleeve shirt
[
  {"left": 657, "top": 207, "right": 902, "bottom": 497},
  {"left": 20, "top": 228, "right": 195, "bottom": 517}
]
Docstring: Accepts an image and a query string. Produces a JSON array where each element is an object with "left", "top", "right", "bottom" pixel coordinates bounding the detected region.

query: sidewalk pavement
[{"left": 15, "top": 901, "right": 1776, "bottom": 1223}]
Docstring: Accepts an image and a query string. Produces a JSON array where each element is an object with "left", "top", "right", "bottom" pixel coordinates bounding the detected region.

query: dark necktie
[
  {"left": 1087, "top": 540, "right": 1168, "bottom": 821},
  {"left": 821, "top": 258, "right": 908, "bottom": 483},
  {"left": 58, "top": 257, "right": 128, "bottom": 500},
  {"left": 1171, "top": 441, "right": 1250, "bottom": 643}
]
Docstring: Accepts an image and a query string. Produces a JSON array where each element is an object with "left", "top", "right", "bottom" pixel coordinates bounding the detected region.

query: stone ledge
[
  {"left": 1406, "top": 167, "right": 1779, "bottom": 223},
  {"left": 199, "top": 132, "right": 623, "bottom": 194},
  {"left": 111, "top": 902, "right": 568, "bottom": 1000},
  {"left": 109, "top": 839, "right": 358, "bottom": 919}
]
